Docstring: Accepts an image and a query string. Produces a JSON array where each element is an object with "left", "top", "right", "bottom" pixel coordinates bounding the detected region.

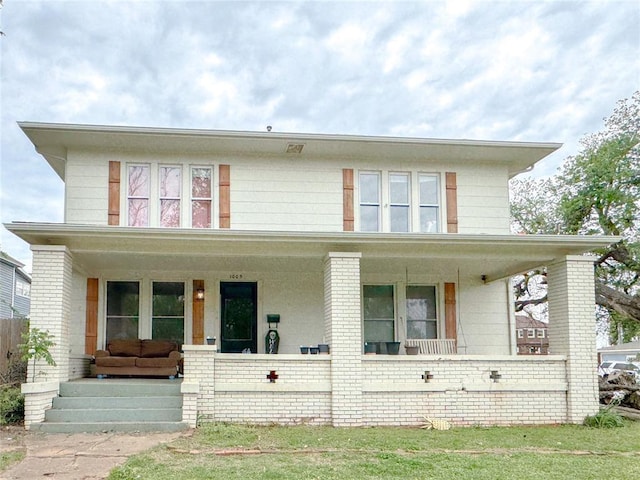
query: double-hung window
[
  {"left": 191, "top": 167, "right": 213, "bottom": 228},
  {"left": 419, "top": 174, "right": 439, "bottom": 233},
  {"left": 159, "top": 166, "right": 181, "bottom": 227},
  {"left": 127, "top": 165, "right": 150, "bottom": 227},
  {"left": 363, "top": 285, "right": 395, "bottom": 343},
  {"left": 152, "top": 282, "right": 185, "bottom": 347},
  {"left": 359, "top": 172, "right": 381, "bottom": 232},
  {"left": 389, "top": 173, "right": 410, "bottom": 232},
  {"left": 106, "top": 281, "right": 140, "bottom": 344},
  {"left": 125, "top": 164, "right": 214, "bottom": 228},
  {"left": 406, "top": 285, "right": 438, "bottom": 339},
  {"left": 358, "top": 171, "right": 440, "bottom": 232}
]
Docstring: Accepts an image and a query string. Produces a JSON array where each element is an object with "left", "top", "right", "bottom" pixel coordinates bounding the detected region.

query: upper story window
[
  {"left": 127, "top": 165, "right": 150, "bottom": 227},
  {"left": 159, "top": 166, "right": 181, "bottom": 227},
  {"left": 15, "top": 279, "right": 30, "bottom": 298},
  {"left": 126, "top": 164, "right": 214, "bottom": 228},
  {"left": 527, "top": 328, "right": 535, "bottom": 338},
  {"left": 419, "top": 174, "right": 439, "bottom": 233},
  {"left": 359, "top": 172, "right": 381, "bottom": 232},
  {"left": 517, "top": 329, "right": 524, "bottom": 339},
  {"left": 358, "top": 171, "right": 441, "bottom": 233},
  {"left": 390, "top": 173, "right": 410, "bottom": 232},
  {"left": 191, "top": 167, "right": 213, "bottom": 228}
]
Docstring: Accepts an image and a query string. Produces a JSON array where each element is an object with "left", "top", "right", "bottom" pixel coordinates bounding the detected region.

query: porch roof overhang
[
  {"left": 19, "top": 122, "right": 561, "bottom": 180},
  {"left": 5, "top": 222, "right": 618, "bottom": 282}
]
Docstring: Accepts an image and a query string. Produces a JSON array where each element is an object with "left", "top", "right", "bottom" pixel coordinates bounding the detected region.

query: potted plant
[
  {"left": 386, "top": 342, "right": 401, "bottom": 355},
  {"left": 364, "top": 342, "right": 376, "bottom": 355},
  {"left": 405, "top": 344, "right": 419, "bottom": 355}
]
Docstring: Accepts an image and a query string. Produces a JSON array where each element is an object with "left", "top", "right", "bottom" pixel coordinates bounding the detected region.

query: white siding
[
  {"left": 231, "top": 162, "right": 343, "bottom": 231},
  {"left": 65, "top": 150, "right": 110, "bottom": 225},
  {"left": 457, "top": 165, "right": 511, "bottom": 234},
  {"left": 457, "top": 275, "right": 511, "bottom": 354}
]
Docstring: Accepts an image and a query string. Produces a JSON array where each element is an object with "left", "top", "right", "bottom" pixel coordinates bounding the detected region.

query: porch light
[{"left": 196, "top": 288, "right": 205, "bottom": 300}]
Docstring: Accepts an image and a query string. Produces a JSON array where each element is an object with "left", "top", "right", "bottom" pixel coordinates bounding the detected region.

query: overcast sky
[{"left": 1, "top": 0, "right": 639, "bottom": 271}]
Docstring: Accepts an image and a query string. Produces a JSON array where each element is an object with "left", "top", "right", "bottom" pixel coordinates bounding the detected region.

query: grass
[
  {"left": 0, "top": 451, "right": 25, "bottom": 472},
  {"left": 108, "top": 422, "right": 640, "bottom": 480}
]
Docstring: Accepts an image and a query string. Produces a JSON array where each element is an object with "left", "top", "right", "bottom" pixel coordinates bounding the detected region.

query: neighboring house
[
  {"left": 598, "top": 340, "right": 640, "bottom": 364},
  {"left": 516, "top": 315, "right": 549, "bottom": 355},
  {"left": 6, "top": 122, "right": 616, "bottom": 429},
  {"left": 0, "top": 251, "right": 31, "bottom": 319}
]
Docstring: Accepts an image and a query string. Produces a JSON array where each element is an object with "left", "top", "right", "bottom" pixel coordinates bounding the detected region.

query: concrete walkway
[{"left": 1, "top": 427, "right": 187, "bottom": 479}]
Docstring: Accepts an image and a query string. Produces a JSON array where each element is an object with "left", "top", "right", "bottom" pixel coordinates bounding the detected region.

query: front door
[{"left": 220, "top": 282, "right": 258, "bottom": 353}]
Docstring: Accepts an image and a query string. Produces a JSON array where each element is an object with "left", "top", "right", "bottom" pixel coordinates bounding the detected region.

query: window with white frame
[
  {"left": 389, "top": 173, "right": 410, "bottom": 232},
  {"left": 359, "top": 172, "right": 381, "bottom": 232},
  {"left": 537, "top": 328, "right": 545, "bottom": 338},
  {"left": 191, "top": 167, "right": 213, "bottom": 228},
  {"left": 126, "top": 163, "right": 214, "bottom": 228},
  {"left": 363, "top": 285, "right": 395, "bottom": 343},
  {"left": 127, "top": 165, "right": 150, "bottom": 226},
  {"left": 406, "top": 285, "right": 438, "bottom": 339},
  {"left": 358, "top": 171, "right": 441, "bottom": 233},
  {"left": 527, "top": 328, "right": 535, "bottom": 338},
  {"left": 517, "top": 329, "right": 524, "bottom": 339},
  {"left": 159, "top": 166, "right": 181, "bottom": 227},
  {"left": 152, "top": 282, "right": 185, "bottom": 347},
  {"left": 419, "top": 174, "right": 440, "bottom": 233},
  {"left": 105, "top": 280, "right": 186, "bottom": 346},
  {"left": 15, "top": 279, "right": 30, "bottom": 297},
  {"left": 106, "top": 281, "right": 140, "bottom": 345}
]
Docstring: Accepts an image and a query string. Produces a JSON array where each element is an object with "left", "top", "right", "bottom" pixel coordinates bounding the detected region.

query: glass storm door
[{"left": 220, "top": 282, "right": 257, "bottom": 353}]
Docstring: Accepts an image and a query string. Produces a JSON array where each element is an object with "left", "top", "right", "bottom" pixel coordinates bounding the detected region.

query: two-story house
[
  {"left": 516, "top": 314, "right": 549, "bottom": 355},
  {"left": 6, "top": 122, "right": 615, "bottom": 429},
  {"left": 0, "top": 251, "right": 31, "bottom": 319}
]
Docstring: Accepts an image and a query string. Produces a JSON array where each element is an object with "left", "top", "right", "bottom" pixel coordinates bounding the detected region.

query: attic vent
[{"left": 286, "top": 143, "right": 304, "bottom": 154}]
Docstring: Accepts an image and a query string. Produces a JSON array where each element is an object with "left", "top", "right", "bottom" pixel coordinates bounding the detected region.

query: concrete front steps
[{"left": 33, "top": 378, "right": 189, "bottom": 433}]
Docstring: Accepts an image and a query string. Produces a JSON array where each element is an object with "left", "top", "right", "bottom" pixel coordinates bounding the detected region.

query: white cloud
[{"left": 0, "top": 0, "right": 638, "bottom": 267}]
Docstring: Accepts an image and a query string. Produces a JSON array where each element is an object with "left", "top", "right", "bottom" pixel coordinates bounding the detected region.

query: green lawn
[{"left": 109, "top": 422, "right": 640, "bottom": 480}]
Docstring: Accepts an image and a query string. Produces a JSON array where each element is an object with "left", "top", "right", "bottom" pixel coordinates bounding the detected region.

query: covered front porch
[{"left": 8, "top": 223, "right": 615, "bottom": 428}]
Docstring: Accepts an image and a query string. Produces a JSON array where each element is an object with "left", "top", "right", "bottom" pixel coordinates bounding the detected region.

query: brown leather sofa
[{"left": 94, "top": 339, "right": 181, "bottom": 379}]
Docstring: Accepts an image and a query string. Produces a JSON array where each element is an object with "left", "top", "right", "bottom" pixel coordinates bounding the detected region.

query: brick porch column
[
  {"left": 324, "top": 252, "right": 362, "bottom": 427},
  {"left": 547, "top": 255, "right": 598, "bottom": 423},
  {"left": 28, "top": 245, "right": 73, "bottom": 383}
]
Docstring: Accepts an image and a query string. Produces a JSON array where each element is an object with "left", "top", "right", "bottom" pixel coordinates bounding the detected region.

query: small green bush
[
  {"left": 583, "top": 403, "right": 625, "bottom": 428},
  {"left": 0, "top": 385, "right": 24, "bottom": 426}
]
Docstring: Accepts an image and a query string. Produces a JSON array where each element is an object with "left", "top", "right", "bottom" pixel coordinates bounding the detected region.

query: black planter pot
[
  {"left": 364, "top": 342, "right": 376, "bottom": 354},
  {"left": 386, "top": 342, "right": 401, "bottom": 355}
]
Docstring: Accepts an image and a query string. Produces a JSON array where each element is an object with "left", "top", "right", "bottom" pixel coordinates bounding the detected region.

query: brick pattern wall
[
  {"left": 547, "top": 255, "right": 599, "bottom": 423},
  {"left": 21, "top": 382, "right": 59, "bottom": 429},
  {"left": 362, "top": 356, "right": 567, "bottom": 425},
  {"left": 182, "top": 348, "right": 570, "bottom": 427},
  {"left": 324, "top": 252, "right": 363, "bottom": 426},
  {"left": 29, "top": 246, "right": 73, "bottom": 382}
]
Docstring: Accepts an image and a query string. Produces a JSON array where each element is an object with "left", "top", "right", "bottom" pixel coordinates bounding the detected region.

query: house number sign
[{"left": 229, "top": 274, "right": 244, "bottom": 279}]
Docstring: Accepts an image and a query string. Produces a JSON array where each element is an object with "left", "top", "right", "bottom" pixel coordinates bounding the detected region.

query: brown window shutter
[
  {"left": 343, "top": 169, "right": 354, "bottom": 231},
  {"left": 108, "top": 161, "right": 121, "bottom": 226},
  {"left": 85, "top": 278, "right": 99, "bottom": 355},
  {"left": 192, "top": 280, "right": 205, "bottom": 345},
  {"left": 445, "top": 172, "right": 458, "bottom": 233},
  {"left": 444, "top": 282, "right": 457, "bottom": 343},
  {"left": 219, "top": 164, "right": 230, "bottom": 228}
]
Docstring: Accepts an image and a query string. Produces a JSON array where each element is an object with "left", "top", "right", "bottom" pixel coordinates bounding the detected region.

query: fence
[{"left": 0, "top": 318, "right": 29, "bottom": 380}]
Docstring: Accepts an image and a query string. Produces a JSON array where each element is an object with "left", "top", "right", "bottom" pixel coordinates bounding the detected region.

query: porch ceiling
[{"left": 5, "top": 222, "right": 618, "bottom": 282}]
